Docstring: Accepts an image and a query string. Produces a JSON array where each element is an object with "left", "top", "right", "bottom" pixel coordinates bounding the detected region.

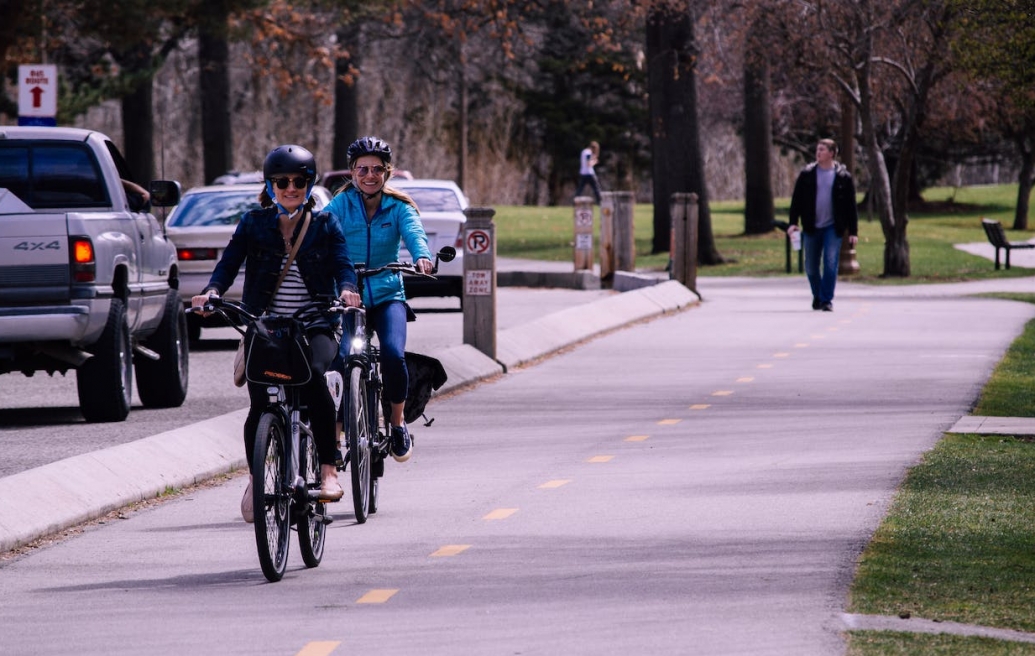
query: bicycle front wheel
[
  {"left": 297, "top": 430, "right": 326, "bottom": 568},
  {"left": 253, "top": 412, "right": 291, "bottom": 582},
  {"left": 347, "top": 365, "right": 371, "bottom": 523}
]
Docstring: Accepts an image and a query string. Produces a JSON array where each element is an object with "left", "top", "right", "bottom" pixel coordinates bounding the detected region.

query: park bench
[{"left": 981, "top": 218, "right": 1035, "bottom": 270}]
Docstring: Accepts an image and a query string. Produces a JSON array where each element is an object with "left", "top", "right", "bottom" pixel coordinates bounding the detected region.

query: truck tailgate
[{"left": 0, "top": 190, "right": 71, "bottom": 302}]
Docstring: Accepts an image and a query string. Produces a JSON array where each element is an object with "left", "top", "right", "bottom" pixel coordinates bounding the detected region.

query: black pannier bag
[
  {"left": 403, "top": 352, "right": 447, "bottom": 424},
  {"left": 244, "top": 315, "right": 313, "bottom": 386}
]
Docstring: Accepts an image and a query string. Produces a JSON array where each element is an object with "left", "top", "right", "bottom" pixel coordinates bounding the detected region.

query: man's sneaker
[{"left": 390, "top": 425, "right": 412, "bottom": 462}]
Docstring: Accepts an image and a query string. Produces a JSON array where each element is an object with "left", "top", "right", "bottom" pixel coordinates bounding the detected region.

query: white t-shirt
[{"left": 580, "top": 148, "right": 595, "bottom": 176}]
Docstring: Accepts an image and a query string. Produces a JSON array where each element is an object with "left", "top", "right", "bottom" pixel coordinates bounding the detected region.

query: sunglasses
[
  {"left": 272, "top": 176, "right": 308, "bottom": 190},
  {"left": 354, "top": 165, "right": 387, "bottom": 177}
]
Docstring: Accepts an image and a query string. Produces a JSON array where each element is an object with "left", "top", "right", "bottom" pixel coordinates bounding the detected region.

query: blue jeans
[
  {"left": 339, "top": 300, "right": 409, "bottom": 405},
  {"left": 802, "top": 225, "right": 843, "bottom": 305}
]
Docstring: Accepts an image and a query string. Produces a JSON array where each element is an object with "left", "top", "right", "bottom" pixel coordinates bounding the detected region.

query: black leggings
[{"left": 243, "top": 331, "right": 339, "bottom": 469}]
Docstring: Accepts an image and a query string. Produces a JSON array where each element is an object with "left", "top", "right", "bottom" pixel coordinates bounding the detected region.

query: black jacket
[{"left": 789, "top": 162, "right": 858, "bottom": 237}]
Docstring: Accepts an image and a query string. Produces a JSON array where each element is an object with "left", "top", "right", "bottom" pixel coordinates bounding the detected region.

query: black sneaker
[
  {"left": 821, "top": 302, "right": 833, "bottom": 312},
  {"left": 390, "top": 425, "right": 412, "bottom": 462},
  {"left": 812, "top": 297, "right": 821, "bottom": 310}
]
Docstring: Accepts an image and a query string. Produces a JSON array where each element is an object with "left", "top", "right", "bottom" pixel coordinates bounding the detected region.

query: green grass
[{"left": 494, "top": 184, "right": 1035, "bottom": 283}]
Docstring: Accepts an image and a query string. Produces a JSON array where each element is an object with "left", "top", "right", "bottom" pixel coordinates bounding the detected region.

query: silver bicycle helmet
[{"left": 346, "top": 136, "right": 392, "bottom": 165}]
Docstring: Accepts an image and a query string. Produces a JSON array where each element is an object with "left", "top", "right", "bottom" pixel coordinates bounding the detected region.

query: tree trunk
[
  {"left": 458, "top": 38, "right": 469, "bottom": 193},
  {"left": 121, "top": 77, "right": 154, "bottom": 183},
  {"left": 1013, "top": 135, "right": 1034, "bottom": 230},
  {"left": 333, "top": 25, "right": 360, "bottom": 170},
  {"left": 198, "top": 0, "right": 232, "bottom": 184},
  {"left": 856, "top": 39, "right": 904, "bottom": 277},
  {"left": 645, "top": 5, "right": 722, "bottom": 263},
  {"left": 742, "top": 38, "right": 774, "bottom": 236}
]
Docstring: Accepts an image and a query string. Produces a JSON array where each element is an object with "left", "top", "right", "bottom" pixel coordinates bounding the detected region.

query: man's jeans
[{"left": 802, "top": 225, "right": 843, "bottom": 304}]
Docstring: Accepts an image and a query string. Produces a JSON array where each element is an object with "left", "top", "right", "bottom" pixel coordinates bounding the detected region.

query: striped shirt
[{"left": 268, "top": 257, "right": 309, "bottom": 316}]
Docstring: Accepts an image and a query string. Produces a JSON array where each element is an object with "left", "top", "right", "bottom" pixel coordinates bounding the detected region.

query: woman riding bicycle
[
  {"left": 326, "top": 136, "right": 432, "bottom": 463},
  {"left": 191, "top": 144, "right": 361, "bottom": 521}
]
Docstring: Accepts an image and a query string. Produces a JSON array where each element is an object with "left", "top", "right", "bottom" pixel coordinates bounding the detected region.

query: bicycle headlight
[{"left": 350, "top": 336, "right": 365, "bottom": 354}]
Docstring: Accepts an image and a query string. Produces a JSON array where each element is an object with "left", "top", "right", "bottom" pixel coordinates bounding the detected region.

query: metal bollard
[{"left": 462, "top": 207, "right": 497, "bottom": 360}]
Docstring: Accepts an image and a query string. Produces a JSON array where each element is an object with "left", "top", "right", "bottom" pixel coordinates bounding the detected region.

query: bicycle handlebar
[{"left": 185, "top": 296, "right": 347, "bottom": 326}]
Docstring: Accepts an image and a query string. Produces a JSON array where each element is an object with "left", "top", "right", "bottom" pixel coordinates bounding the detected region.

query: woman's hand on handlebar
[
  {"left": 190, "top": 291, "right": 219, "bottom": 317},
  {"left": 339, "top": 288, "right": 361, "bottom": 307},
  {"left": 414, "top": 257, "right": 434, "bottom": 275}
]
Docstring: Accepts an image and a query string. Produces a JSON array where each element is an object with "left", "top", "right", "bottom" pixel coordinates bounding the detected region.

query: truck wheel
[
  {"left": 186, "top": 312, "right": 202, "bottom": 344},
  {"left": 136, "top": 290, "right": 189, "bottom": 408},
  {"left": 77, "top": 298, "right": 132, "bottom": 422}
]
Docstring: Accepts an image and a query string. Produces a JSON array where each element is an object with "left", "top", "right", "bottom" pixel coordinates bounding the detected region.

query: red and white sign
[
  {"left": 465, "top": 228, "right": 492, "bottom": 255},
  {"left": 19, "top": 65, "right": 57, "bottom": 118},
  {"left": 465, "top": 270, "right": 492, "bottom": 296}
]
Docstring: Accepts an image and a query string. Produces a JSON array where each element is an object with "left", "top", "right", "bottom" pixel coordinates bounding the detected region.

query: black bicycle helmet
[
  {"left": 263, "top": 144, "right": 317, "bottom": 181},
  {"left": 346, "top": 136, "right": 392, "bottom": 165}
]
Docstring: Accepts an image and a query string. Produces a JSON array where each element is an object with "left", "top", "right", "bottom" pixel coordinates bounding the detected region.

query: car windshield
[
  {"left": 167, "top": 190, "right": 258, "bottom": 228},
  {"left": 403, "top": 188, "right": 462, "bottom": 213}
]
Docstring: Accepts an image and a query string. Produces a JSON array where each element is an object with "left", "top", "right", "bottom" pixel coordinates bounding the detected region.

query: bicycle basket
[{"left": 244, "top": 315, "right": 313, "bottom": 386}]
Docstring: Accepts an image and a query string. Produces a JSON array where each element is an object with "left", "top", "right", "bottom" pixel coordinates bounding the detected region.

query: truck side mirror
[{"left": 149, "top": 180, "right": 182, "bottom": 208}]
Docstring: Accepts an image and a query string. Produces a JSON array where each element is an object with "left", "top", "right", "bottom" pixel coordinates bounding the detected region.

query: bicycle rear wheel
[
  {"left": 253, "top": 412, "right": 291, "bottom": 582},
  {"left": 347, "top": 365, "right": 371, "bottom": 523},
  {"left": 297, "top": 430, "right": 326, "bottom": 568}
]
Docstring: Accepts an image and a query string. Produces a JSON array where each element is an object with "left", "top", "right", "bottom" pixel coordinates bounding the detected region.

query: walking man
[{"left": 787, "top": 138, "right": 858, "bottom": 311}]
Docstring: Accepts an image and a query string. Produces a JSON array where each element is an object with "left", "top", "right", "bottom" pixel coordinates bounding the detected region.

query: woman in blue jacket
[{"left": 326, "top": 136, "right": 432, "bottom": 462}]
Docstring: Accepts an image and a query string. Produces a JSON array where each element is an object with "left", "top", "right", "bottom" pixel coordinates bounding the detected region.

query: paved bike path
[
  {"left": 0, "top": 275, "right": 696, "bottom": 553},
  {"left": 1, "top": 267, "right": 1033, "bottom": 556}
]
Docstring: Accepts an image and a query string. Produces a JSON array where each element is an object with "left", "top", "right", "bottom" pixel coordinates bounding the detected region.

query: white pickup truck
[{"left": 0, "top": 126, "right": 188, "bottom": 422}]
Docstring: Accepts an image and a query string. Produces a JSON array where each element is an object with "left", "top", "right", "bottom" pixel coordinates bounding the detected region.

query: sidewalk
[{"left": 1, "top": 258, "right": 1033, "bottom": 555}]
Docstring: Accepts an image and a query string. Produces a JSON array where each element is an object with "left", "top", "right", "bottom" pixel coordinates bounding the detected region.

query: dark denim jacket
[
  {"left": 789, "top": 162, "right": 859, "bottom": 237},
  {"left": 205, "top": 207, "right": 358, "bottom": 317}
]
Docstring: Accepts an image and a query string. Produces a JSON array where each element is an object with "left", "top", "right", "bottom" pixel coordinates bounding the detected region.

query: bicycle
[
  {"left": 341, "top": 247, "right": 454, "bottom": 523},
  {"left": 189, "top": 296, "right": 346, "bottom": 582}
]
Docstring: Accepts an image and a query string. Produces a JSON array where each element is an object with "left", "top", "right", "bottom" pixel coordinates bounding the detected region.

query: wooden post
[
  {"left": 599, "top": 192, "right": 615, "bottom": 281},
  {"left": 462, "top": 207, "right": 496, "bottom": 360},
  {"left": 613, "top": 191, "right": 636, "bottom": 272},
  {"left": 573, "top": 196, "right": 594, "bottom": 270},
  {"left": 670, "top": 192, "right": 698, "bottom": 293}
]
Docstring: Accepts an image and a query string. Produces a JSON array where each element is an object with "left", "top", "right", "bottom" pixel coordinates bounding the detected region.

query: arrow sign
[{"left": 19, "top": 65, "right": 57, "bottom": 118}]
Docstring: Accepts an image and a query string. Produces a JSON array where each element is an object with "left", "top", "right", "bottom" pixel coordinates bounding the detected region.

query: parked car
[
  {"left": 388, "top": 178, "right": 467, "bottom": 301},
  {"left": 165, "top": 183, "right": 332, "bottom": 341}
]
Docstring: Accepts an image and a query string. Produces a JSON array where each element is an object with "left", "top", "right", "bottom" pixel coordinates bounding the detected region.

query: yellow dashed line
[
  {"left": 795, "top": 343, "right": 809, "bottom": 348},
  {"left": 484, "top": 508, "right": 518, "bottom": 520},
  {"left": 757, "top": 364, "right": 773, "bottom": 369},
  {"left": 587, "top": 455, "right": 615, "bottom": 463},
  {"left": 357, "top": 589, "right": 398, "bottom": 604},
  {"left": 295, "top": 642, "right": 340, "bottom": 656},
  {"left": 689, "top": 404, "right": 710, "bottom": 410},
  {"left": 539, "top": 479, "right": 572, "bottom": 488},
  {"left": 431, "top": 545, "right": 471, "bottom": 557},
  {"left": 657, "top": 418, "right": 682, "bottom": 425},
  {"left": 774, "top": 352, "right": 790, "bottom": 358},
  {"left": 736, "top": 377, "right": 754, "bottom": 383},
  {"left": 711, "top": 390, "right": 733, "bottom": 396},
  {"left": 624, "top": 435, "right": 649, "bottom": 442},
  {"left": 811, "top": 334, "right": 826, "bottom": 339}
]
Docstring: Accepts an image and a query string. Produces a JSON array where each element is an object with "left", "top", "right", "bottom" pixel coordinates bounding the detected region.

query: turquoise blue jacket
[{"left": 326, "top": 186, "right": 431, "bottom": 308}]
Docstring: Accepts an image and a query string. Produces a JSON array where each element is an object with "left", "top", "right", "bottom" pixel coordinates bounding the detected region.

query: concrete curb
[
  {"left": 842, "top": 613, "right": 1035, "bottom": 644},
  {"left": 0, "top": 409, "right": 246, "bottom": 553},
  {"left": 0, "top": 280, "right": 696, "bottom": 554},
  {"left": 496, "top": 280, "right": 698, "bottom": 370}
]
